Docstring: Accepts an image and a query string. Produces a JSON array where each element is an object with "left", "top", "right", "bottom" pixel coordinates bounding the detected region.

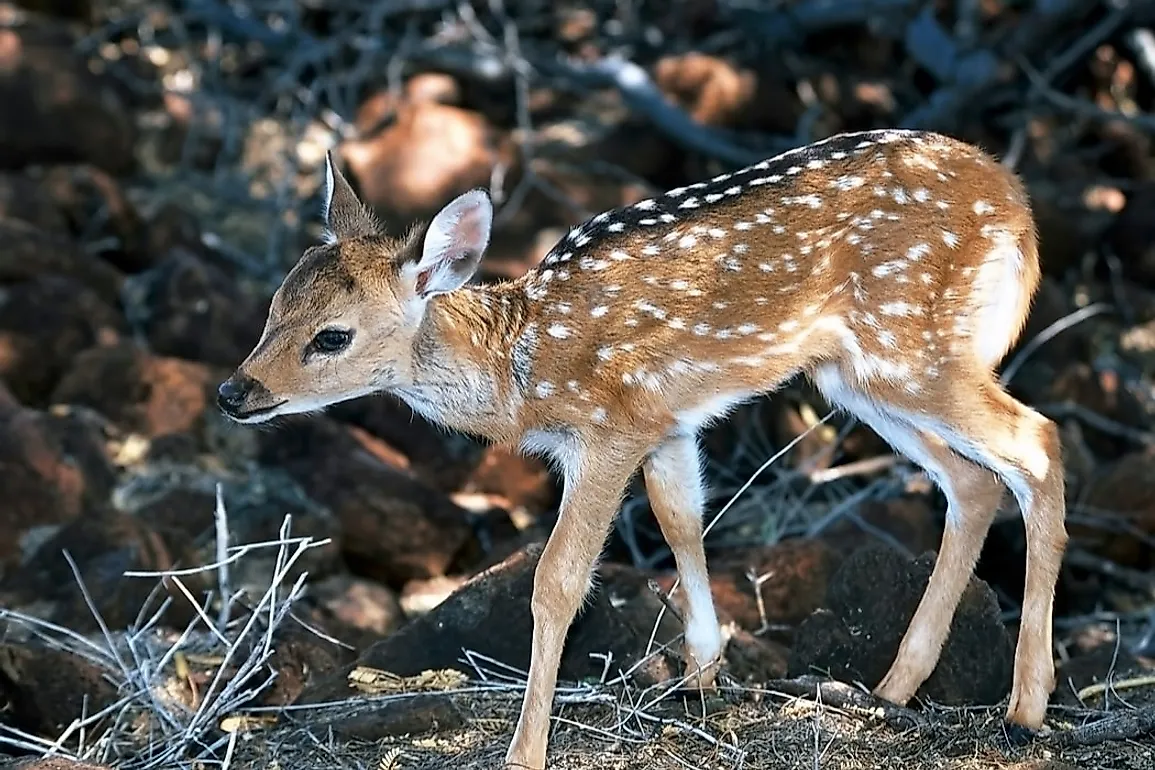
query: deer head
[{"left": 216, "top": 153, "right": 494, "bottom": 422}]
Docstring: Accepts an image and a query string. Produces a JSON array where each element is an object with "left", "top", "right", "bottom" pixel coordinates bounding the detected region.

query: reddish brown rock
[
  {"left": 51, "top": 342, "right": 220, "bottom": 438},
  {"left": 0, "top": 643, "right": 118, "bottom": 741},
  {"left": 652, "top": 52, "right": 801, "bottom": 134},
  {"left": 327, "top": 395, "right": 488, "bottom": 491},
  {"left": 258, "top": 416, "right": 477, "bottom": 586},
  {"left": 295, "top": 544, "right": 683, "bottom": 707},
  {"left": 0, "top": 389, "right": 116, "bottom": 575},
  {"left": 0, "top": 275, "right": 125, "bottom": 406},
  {"left": 339, "top": 99, "right": 515, "bottom": 227},
  {"left": 723, "top": 625, "right": 790, "bottom": 683},
  {"left": 119, "top": 472, "right": 345, "bottom": 593},
  {"left": 308, "top": 573, "right": 406, "bottom": 642},
  {"left": 700, "top": 539, "right": 842, "bottom": 634},
  {"left": 1073, "top": 451, "right": 1155, "bottom": 570},
  {"left": 788, "top": 544, "right": 1014, "bottom": 708},
  {"left": 0, "top": 20, "right": 137, "bottom": 175},
  {"left": 399, "top": 574, "right": 468, "bottom": 617},
  {"left": 460, "top": 444, "right": 557, "bottom": 520},
  {"left": 260, "top": 623, "right": 360, "bottom": 707}
]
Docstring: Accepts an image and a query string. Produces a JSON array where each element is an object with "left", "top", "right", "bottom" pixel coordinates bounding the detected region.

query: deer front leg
[
  {"left": 504, "top": 438, "right": 650, "bottom": 770},
  {"left": 643, "top": 434, "right": 722, "bottom": 689}
]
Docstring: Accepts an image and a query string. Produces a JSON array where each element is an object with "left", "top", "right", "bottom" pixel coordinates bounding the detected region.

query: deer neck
[{"left": 391, "top": 281, "right": 532, "bottom": 442}]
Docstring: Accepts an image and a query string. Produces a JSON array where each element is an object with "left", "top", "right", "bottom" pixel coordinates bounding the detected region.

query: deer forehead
[{"left": 274, "top": 237, "right": 411, "bottom": 317}]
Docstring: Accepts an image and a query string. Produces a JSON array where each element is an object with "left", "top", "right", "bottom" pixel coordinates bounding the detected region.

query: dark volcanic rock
[{"left": 789, "top": 543, "right": 1015, "bottom": 708}]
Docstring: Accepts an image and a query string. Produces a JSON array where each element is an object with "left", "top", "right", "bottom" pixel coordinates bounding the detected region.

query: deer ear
[
  {"left": 404, "top": 188, "right": 493, "bottom": 299},
  {"left": 320, "top": 151, "right": 380, "bottom": 243}
]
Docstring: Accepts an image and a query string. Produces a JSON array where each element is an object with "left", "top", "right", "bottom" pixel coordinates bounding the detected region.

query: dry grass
[
  {"left": 2, "top": 473, "right": 1151, "bottom": 770},
  {"left": 215, "top": 686, "right": 1155, "bottom": 770}
]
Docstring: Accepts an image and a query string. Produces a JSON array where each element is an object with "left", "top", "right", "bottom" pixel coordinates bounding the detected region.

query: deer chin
[
  {"left": 246, "top": 388, "right": 385, "bottom": 423},
  {"left": 221, "top": 399, "right": 289, "bottom": 424}
]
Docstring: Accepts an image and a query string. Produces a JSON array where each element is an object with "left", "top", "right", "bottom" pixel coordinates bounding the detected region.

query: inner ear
[
  {"left": 321, "top": 151, "right": 381, "bottom": 243},
  {"left": 404, "top": 188, "right": 493, "bottom": 299}
]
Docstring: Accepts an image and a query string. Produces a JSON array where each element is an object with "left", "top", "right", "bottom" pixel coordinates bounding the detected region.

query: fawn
[{"left": 218, "top": 128, "right": 1066, "bottom": 769}]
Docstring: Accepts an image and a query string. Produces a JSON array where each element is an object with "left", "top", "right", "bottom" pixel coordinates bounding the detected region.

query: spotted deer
[{"left": 217, "top": 129, "right": 1067, "bottom": 769}]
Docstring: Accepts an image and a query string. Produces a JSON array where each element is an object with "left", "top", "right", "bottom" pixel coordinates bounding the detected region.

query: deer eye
[{"left": 310, "top": 328, "right": 353, "bottom": 354}]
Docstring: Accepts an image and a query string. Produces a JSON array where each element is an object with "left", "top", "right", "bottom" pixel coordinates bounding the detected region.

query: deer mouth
[{"left": 224, "top": 400, "right": 289, "bottom": 423}]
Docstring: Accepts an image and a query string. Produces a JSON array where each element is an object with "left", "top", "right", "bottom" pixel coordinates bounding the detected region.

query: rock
[
  {"left": 51, "top": 342, "right": 220, "bottom": 439},
  {"left": 399, "top": 574, "right": 467, "bottom": 617},
  {"left": 1108, "top": 183, "right": 1155, "bottom": 288},
  {"left": 339, "top": 99, "right": 515, "bottom": 227},
  {"left": 9, "top": 2, "right": 93, "bottom": 22},
  {"left": 1052, "top": 641, "right": 1155, "bottom": 708},
  {"left": 300, "top": 692, "right": 466, "bottom": 741},
  {"left": 0, "top": 219, "right": 124, "bottom": 305},
  {"left": 0, "top": 275, "right": 126, "bottom": 406},
  {"left": 307, "top": 573, "right": 406, "bottom": 642},
  {"left": 652, "top": 52, "right": 802, "bottom": 134},
  {"left": 1034, "top": 194, "right": 1095, "bottom": 277},
  {"left": 114, "top": 467, "right": 344, "bottom": 592},
  {"left": 123, "top": 248, "right": 267, "bottom": 369},
  {"left": 327, "top": 395, "right": 488, "bottom": 492},
  {"left": 460, "top": 444, "right": 557, "bottom": 520},
  {"left": 1073, "top": 451, "right": 1155, "bottom": 569},
  {"left": 0, "top": 390, "right": 117, "bottom": 576},
  {"left": 260, "top": 623, "right": 360, "bottom": 707},
  {"left": 722, "top": 625, "right": 790, "bottom": 683},
  {"left": 0, "top": 643, "right": 118, "bottom": 742},
  {"left": 823, "top": 496, "right": 943, "bottom": 560},
  {"left": 678, "top": 540, "right": 839, "bottom": 637},
  {"left": 258, "top": 416, "right": 477, "bottom": 586},
  {"left": 295, "top": 544, "right": 684, "bottom": 706},
  {"left": 788, "top": 543, "right": 1015, "bottom": 708},
  {"left": 143, "top": 202, "right": 212, "bottom": 263},
  {"left": 0, "top": 19, "right": 137, "bottom": 175},
  {"left": 32, "top": 164, "right": 150, "bottom": 273},
  {"left": 0, "top": 170, "right": 67, "bottom": 230},
  {"left": 0, "top": 504, "right": 199, "bottom": 632}
]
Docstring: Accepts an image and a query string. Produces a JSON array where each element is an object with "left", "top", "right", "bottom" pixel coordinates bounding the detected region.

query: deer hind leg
[
  {"left": 926, "top": 380, "right": 1067, "bottom": 729},
  {"left": 817, "top": 364, "right": 1066, "bottom": 729},
  {"left": 813, "top": 366, "right": 1005, "bottom": 706},
  {"left": 643, "top": 434, "right": 723, "bottom": 689},
  {"left": 504, "top": 437, "right": 651, "bottom": 770}
]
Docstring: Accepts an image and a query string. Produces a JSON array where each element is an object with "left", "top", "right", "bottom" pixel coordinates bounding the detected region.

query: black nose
[{"left": 217, "top": 376, "right": 254, "bottom": 413}]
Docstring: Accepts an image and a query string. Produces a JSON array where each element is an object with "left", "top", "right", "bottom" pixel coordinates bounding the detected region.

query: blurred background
[{"left": 1, "top": 1, "right": 1154, "bottom": 768}]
